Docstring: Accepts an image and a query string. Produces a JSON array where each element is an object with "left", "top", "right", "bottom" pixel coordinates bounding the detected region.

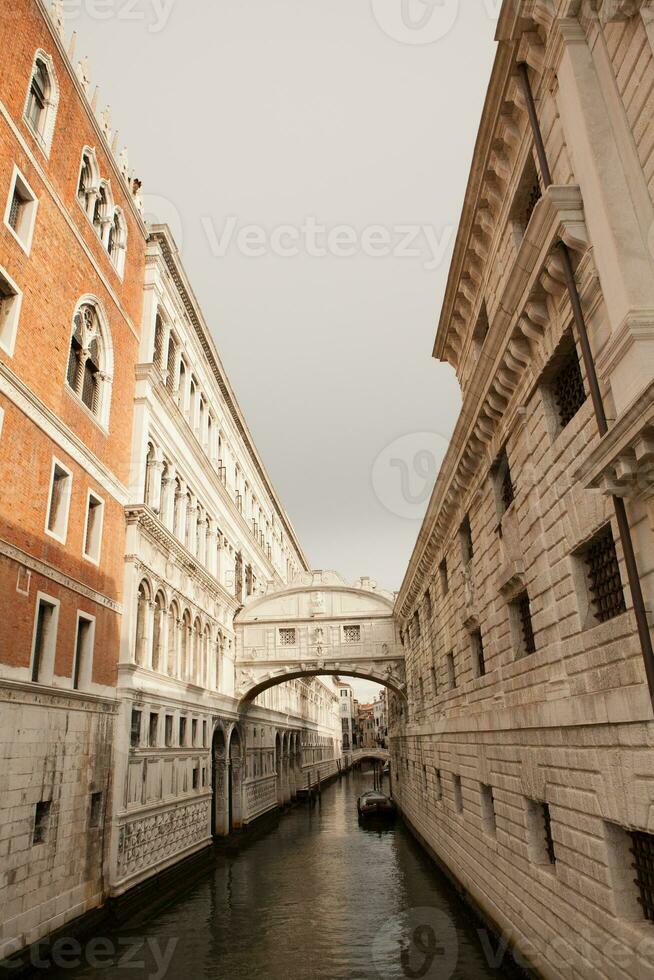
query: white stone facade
[
  {"left": 110, "top": 226, "right": 342, "bottom": 898},
  {"left": 393, "top": 5, "right": 654, "bottom": 979}
]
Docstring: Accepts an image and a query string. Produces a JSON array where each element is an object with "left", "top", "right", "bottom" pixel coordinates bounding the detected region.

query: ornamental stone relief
[{"left": 116, "top": 800, "right": 210, "bottom": 879}]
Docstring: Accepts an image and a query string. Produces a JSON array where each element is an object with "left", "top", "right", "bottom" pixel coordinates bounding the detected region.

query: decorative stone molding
[
  {"left": 575, "top": 380, "right": 654, "bottom": 499},
  {"left": 116, "top": 799, "right": 210, "bottom": 880}
]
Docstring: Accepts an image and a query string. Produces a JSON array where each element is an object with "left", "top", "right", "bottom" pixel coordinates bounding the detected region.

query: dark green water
[{"left": 46, "top": 770, "right": 513, "bottom": 980}]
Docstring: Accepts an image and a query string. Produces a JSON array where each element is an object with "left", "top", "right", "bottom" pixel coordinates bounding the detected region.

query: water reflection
[{"left": 48, "top": 770, "right": 512, "bottom": 980}]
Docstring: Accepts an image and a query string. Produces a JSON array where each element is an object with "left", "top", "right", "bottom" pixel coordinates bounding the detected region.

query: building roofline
[{"left": 148, "top": 224, "right": 311, "bottom": 572}]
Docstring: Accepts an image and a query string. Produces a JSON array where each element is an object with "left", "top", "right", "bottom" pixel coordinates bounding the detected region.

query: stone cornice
[
  {"left": 125, "top": 504, "right": 239, "bottom": 611},
  {"left": 0, "top": 676, "right": 118, "bottom": 712},
  {"left": 574, "top": 379, "right": 654, "bottom": 497},
  {"left": 148, "top": 228, "right": 310, "bottom": 573}
]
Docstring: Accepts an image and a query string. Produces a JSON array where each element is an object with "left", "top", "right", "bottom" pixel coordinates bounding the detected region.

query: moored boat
[{"left": 357, "top": 791, "right": 396, "bottom": 819}]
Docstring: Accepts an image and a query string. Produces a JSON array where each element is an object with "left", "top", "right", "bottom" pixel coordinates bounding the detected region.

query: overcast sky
[{"left": 67, "top": 0, "right": 497, "bottom": 699}]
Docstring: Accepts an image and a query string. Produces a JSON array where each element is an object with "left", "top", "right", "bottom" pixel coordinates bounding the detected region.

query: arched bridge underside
[{"left": 234, "top": 571, "right": 406, "bottom": 709}]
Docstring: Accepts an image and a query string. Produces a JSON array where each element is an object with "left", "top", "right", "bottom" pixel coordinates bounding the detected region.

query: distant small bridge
[{"left": 349, "top": 749, "right": 389, "bottom": 764}]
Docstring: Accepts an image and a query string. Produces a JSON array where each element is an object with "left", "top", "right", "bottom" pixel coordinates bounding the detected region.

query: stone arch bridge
[{"left": 234, "top": 571, "right": 406, "bottom": 708}]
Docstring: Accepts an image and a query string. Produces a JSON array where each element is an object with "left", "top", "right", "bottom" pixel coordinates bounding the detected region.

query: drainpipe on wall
[{"left": 517, "top": 61, "right": 654, "bottom": 713}]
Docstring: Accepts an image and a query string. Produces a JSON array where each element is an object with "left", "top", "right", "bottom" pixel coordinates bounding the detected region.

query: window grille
[
  {"left": 497, "top": 450, "right": 514, "bottom": 513},
  {"left": 32, "top": 800, "right": 51, "bottom": 845},
  {"left": 472, "top": 629, "right": 485, "bottom": 676},
  {"left": 630, "top": 831, "right": 654, "bottom": 923},
  {"left": 553, "top": 348, "right": 586, "bottom": 429},
  {"left": 517, "top": 592, "right": 536, "bottom": 656},
  {"left": 460, "top": 516, "right": 473, "bottom": 564},
  {"left": 525, "top": 181, "right": 542, "bottom": 227},
  {"left": 542, "top": 803, "right": 556, "bottom": 865},
  {"left": 584, "top": 526, "right": 626, "bottom": 624},
  {"left": 344, "top": 625, "right": 361, "bottom": 644},
  {"left": 279, "top": 628, "right": 296, "bottom": 646},
  {"left": 8, "top": 188, "right": 23, "bottom": 230}
]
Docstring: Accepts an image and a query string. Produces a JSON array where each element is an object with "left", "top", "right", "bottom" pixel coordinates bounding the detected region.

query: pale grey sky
[{"left": 67, "top": 2, "right": 497, "bottom": 699}]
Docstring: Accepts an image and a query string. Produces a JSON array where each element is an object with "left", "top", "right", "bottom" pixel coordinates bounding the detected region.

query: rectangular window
[
  {"left": 31, "top": 595, "right": 58, "bottom": 683},
  {"left": 470, "top": 629, "right": 485, "bottom": 677},
  {"left": 552, "top": 345, "right": 586, "bottom": 429},
  {"left": 279, "top": 628, "right": 296, "bottom": 646},
  {"left": 430, "top": 665, "right": 438, "bottom": 696},
  {"left": 89, "top": 792, "right": 103, "bottom": 829},
  {"left": 83, "top": 492, "right": 104, "bottom": 563},
  {"left": 192, "top": 765, "right": 199, "bottom": 790},
  {"left": 191, "top": 718, "right": 198, "bottom": 746},
  {"left": 0, "top": 265, "right": 22, "bottom": 357},
  {"left": 446, "top": 652, "right": 456, "bottom": 690},
  {"left": 72, "top": 614, "right": 94, "bottom": 690},
  {"left": 148, "top": 712, "right": 158, "bottom": 747},
  {"left": 32, "top": 800, "right": 51, "bottom": 845},
  {"left": 527, "top": 799, "right": 556, "bottom": 866},
  {"left": 418, "top": 676, "right": 425, "bottom": 702},
  {"left": 453, "top": 774, "right": 463, "bottom": 813},
  {"left": 202, "top": 720, "right": 207, "bottom": 747},
  {"left": 4, "top": 166, "right": 38, "bottom": 254},
  {"left": 460, "top": 516, "right": 473, "bottom": 565},
  {"left": 46, "top": 459, "right": 72, "bottom": 543},
  {"left": 165, "top": 715, "right": 173, "bottom": 747},
  {"left": 481, "top": 784, "right": 497, "bottom": 836},
  {"left": 423, "top": 589, "right": 432, "bottom": 620},
  {"left": 439, "top": 558, "right": 449, "bottom": 596},
  {"left": 511, "top": 592, "right": 536, "bottom": 658},
  {"left": 413, "top": 610, "right": 421, "bottom": 640},
  {"left": 582, "top": 525, "right": 626, "bottom": 625},
  {"left": 130, "top": 709, "right": 142, "bottom": 747},
  {"left": 343, "top": 625, "right": 361, "bottom": 644},
  {"left": 435, "top": 769, "right": 443, "bottom": 801},
  {"left": 494, "top": 448, "right": 515, "bottom": 516},
  {"left": 179, "top": 716, "right": 187, "bottom": 746},
  {"left": 630, "top": 832, "right": 654, "bottom": 923}
]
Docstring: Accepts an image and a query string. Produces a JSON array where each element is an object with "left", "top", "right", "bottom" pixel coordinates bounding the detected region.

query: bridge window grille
[
  {"left": 279, "top": 628, "right": 296, "bottom": 646},
  {"left": 553, "top": 347, "right": 586, "bottom": 429},
  {"left": 583, "top": 526, "right": 626, "bottom": 624},
  {"left": 344, "top": 625, "right": 361, "bottom": 644},
  {"left": 630, "top": 831, "right": 654, "bottom": 923}
]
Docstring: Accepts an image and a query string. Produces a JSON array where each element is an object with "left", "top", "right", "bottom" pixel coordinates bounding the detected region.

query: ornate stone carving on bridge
[{"left": 234, "top": 571, "right": 405, "bottom": 704}]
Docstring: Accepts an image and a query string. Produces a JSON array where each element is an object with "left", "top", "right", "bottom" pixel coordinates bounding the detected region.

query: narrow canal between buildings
[{"left": 51, "top": 769, "right": 514, "bottom": 980}]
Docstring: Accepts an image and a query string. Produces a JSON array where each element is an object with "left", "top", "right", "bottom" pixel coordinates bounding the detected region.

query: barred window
[
  {"left": 514, "top": 592, "right": 536, "bottom": 657},
  {"left": 460, "top": 516, "right": 473, "bottom": 564},
  {"left": 553, "top": 346, "right": 586, "bottom": 429},
  {"left": 471, "top": 629, "right": 485, "bottom": 677},
  {"left": 542, "top": 803, "right": 556, "bottom": 865},
  {"left": 630, "top": 831, "right": 654, "bottom": 923},
  {"left": 495, "top": 448, "right": 514, "bottom": 514},
  {"left": 279, "top": 628, "right": 296, "bottom": 646},
  {"left": 344, "top": 625, "right": 361, "bottom": 644},
  {"left": 582, "top": 526, "right": 626, "bottom": 624}
]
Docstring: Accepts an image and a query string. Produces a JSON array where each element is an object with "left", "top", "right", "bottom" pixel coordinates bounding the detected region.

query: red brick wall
[{"left": 0, "top": 0, "right": 147, "bottom": 686}]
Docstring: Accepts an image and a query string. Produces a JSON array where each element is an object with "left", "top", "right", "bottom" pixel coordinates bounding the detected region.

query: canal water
[{"left": 49, "top": 769, "right": 513, "bottom": 980}]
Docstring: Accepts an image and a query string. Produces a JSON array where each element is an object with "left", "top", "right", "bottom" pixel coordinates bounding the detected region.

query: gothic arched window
[
  {"left": 66, "top": 301, "right": 112, "bottom": 423},
  {"left": 24, "top": 52, "right": 59, "bottom": 153}
]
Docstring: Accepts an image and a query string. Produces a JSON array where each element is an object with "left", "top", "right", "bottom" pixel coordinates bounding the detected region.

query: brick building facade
[
  {"left": 393, "top": 3, "right": 654, "bottom": 978},
  {"left": 0, "top": 0, "right": 147, "bottom": 958}
]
